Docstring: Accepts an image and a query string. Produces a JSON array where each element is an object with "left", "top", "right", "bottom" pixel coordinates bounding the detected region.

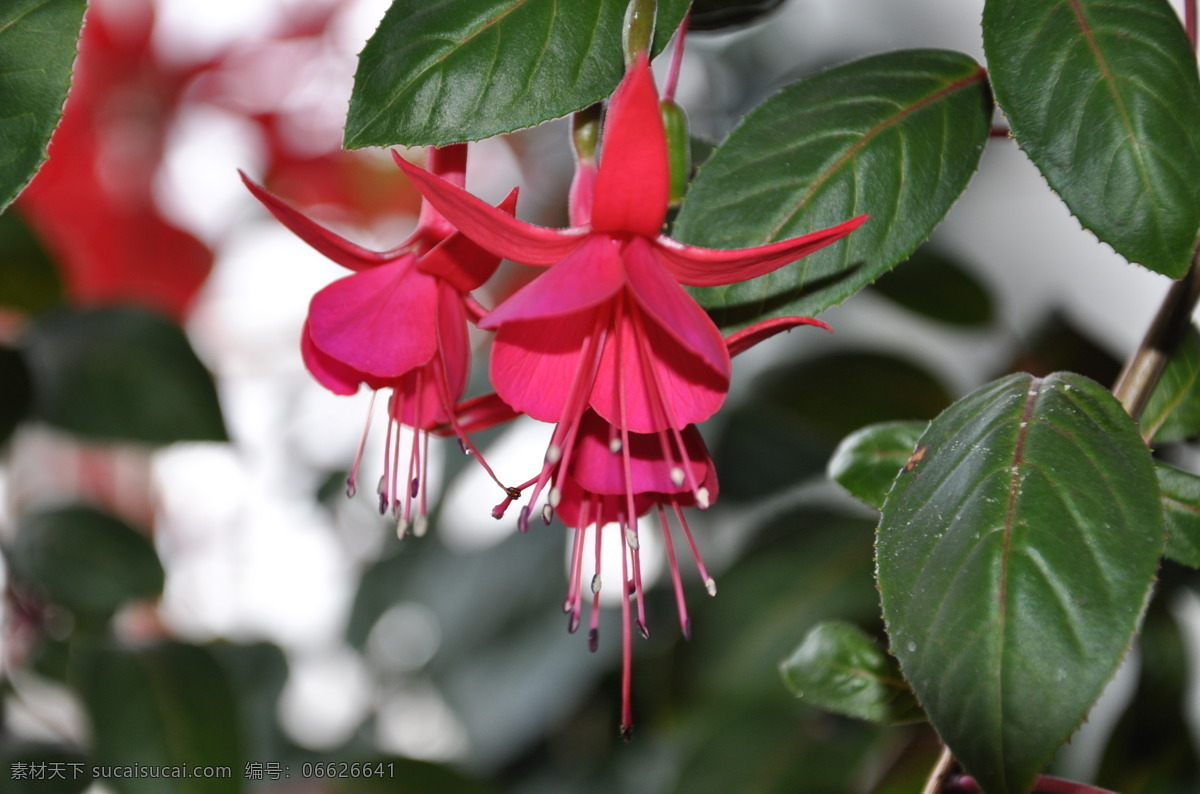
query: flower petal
[
  {"left": 307, "top": 261, "right": 439, "bottom": 378},
  {"left": 301, "top": 322, "right": 364, "bottom": 395},
  {"left": 725, "top": 315, "right": 832, "bottom": 357},
  {"left": 430, "top": 392, "right": 522, "bottom": 437},
  {"left": 591, "top": 53, "right": 669, "bottom": 237},
  {"left": 655, "top": 214, "right": 868, "bottom": 286},
  {"left": 418, "top": 188, "right": 518, "bottom": 292},
  {"left": 414, "top": 144, "right": 469, "bottom": 241},
  {"left": 241, "top": 171, "right": 392, "bottom": 273},
  {"left": 590, "top": 306, "right": 727, "bottom": 432},
  {"left": 489, "top": 309, "right": 599, "bottom": 423},
  {"left": 623, "top": 237, "right": 729, "bottom": 380},
  {"left": 480, "top": 235, "right": 624, "bottom": 329},
  {"left": 435, "top": 281, "right": 471, "bottom": 405},
  {"left": 393, "top": 151, "right": 585, "bottom": 265},
  {"left": 570, "top": 411, "right": 711, "bottom": 496}
]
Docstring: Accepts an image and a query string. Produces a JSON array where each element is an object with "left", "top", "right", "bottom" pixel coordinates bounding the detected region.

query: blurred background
[{"left": 3, "top": 0, "right": 1199, "bottom": 792}]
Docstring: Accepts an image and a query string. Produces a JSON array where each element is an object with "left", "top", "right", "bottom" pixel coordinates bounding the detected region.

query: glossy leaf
[
  {"left": 78, "top": 641, "right": 241, "bottom": 794},
  {"left": 1157, "top": 462, "right": 1200, "bottom": 569},
  {"left": 877, "top": 372, "right": 1164, "bottom": 794},
  {"left": 982, "top": 0, "right": 1200, "bottom": 278},
  {"left": 345, "top": 0, "right": 689, "bottom": 147},
  {"left": 20, "top": 306, "right": 227, "bottom": 444},
  {"left": 690, "top": 0, "right": 786, "bottom": 30},
  {"left": 674, "top": 49, "right": 991, "bottom": 330},
  {"left": 827, "top": 420, "right": 927, "bottom": 510},
  {"left": 780, "top": 620, "right": 924, "bottom": 725},
  {"left": 8, "top": 504, "right": 163, "bottom": 622},
  {"left": 1141, "top": 326, "right": 1200, "bottom": 443},
  {"left": 0, "top": 0, "right": 87, "bottom": 213},
  {"left": 717, "top": 352, "right": 951, "bottom": 502},
  {"left": 0, "top": 210, "right": 64, "bottom": 314},
  {"left": 871, "top": 246, "right": 995, "bottom": 327}
]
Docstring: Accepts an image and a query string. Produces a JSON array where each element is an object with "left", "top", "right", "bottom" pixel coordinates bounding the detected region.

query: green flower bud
[
  {"left": 623, "top": 0, "right": 656, "bottom": 65},
  {"left": 660, "top": 99, "right": 690, "bottom": 205}
]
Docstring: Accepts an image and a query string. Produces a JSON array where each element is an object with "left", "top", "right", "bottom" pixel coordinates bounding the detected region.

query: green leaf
[
  {"left": 674, "top": 49, "right": 991, "bottom": 330},
  {"left": 0, "top": 210, "right": 64, "bottom": 313},
  {"left": 345, "top": 0, "right": 689, "bottom": 148},
  {"left": 21, "top": 306, "right": 227, "bottom": 444},
  {"left": 716, "top": 352, "right": 952, "bottom": 502},
  {"left": 827, "top": 420, "right": 927, "bottom": 510},
  {"left": 689, "top": 0, "right": 786, "bottom": 31},
  {"left": 1141, "top": 326, "right": 1200, "bottom": 443},
  {"left": 877, "top": 372, "right": 1164, "bottom": 794},
  {"left": 77, "top": 641, "right": 241, "bottom": 794},
  {"left": 871, "top": 246, "right": 995, "bottom": 327},
  {"left": 982, "top": 0, "right": 1200, "bottom": 278},
  {"left": 780, "top": 620, "right": 924, "bottom": 725},
  {"left": 0, "top": 0, "right": 87, "bottom": 213},
  {"left": 0, "top": 345, "right": 32, "bottom": 446},
  {"left": 8, "top": 504, "right": 163, "bottom": 622},
  {"left": 1157, "top": 462, "right": 1200, "bottom": 568}
]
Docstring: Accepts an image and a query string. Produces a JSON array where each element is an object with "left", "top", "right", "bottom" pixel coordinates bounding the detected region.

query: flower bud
[
  {"left": 660, "top": 99, "right": 690, "bottom": 205},
  {"left": 623, "top": 0, "right": 656, "bottom": 64}
]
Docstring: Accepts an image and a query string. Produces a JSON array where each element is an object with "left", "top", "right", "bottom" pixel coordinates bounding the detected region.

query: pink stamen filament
[
  {"left": 431, "top": 328, "right": 509, "bottom": 493},
  {"left": 522, "top": 303, "right": 612, "bottom": 525},
  {"left": 589, "top": 499, "right": 603, "bottom": 652},
  {"left": 656, "top": 503, "right": 691, "bottom": 639},
  {"left": 346, "top": 391, "right": 378, "bottom": 498},
  {"left": 614, "top": 296, "right": 649, "bottom": 637},
  {"left": 380, "top": 410, "right": 395, "bottom": 514},
  {"left": 674, "top": 500, "right": 715, "bottom": 595},
  {"left": 619, "top": 532, "right": 634, "bottom": 739},
  {"left": 628, "top": 304, "right": 708, "bottom": 507}
]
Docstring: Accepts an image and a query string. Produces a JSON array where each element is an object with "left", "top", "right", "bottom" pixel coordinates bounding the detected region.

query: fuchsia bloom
[
  {"left": 547, "top": 316, "right": 832, "bottom": 737},
  {"left": 241, "top": 146, "right": 516, "bottom": 535},
  {"left": 393, "top": 54, "right": 866, "bottom": 532}
]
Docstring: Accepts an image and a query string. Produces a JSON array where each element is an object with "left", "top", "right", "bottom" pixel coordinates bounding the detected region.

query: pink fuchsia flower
[
  {"left": 546, "top": 316, "right": 832, "bottom": 738},
  {"left": 392, "top": 53, "right": 866, "bottom": 530},
  {"left": 241, "top": 146, "right": 517, "bottom": 535}
]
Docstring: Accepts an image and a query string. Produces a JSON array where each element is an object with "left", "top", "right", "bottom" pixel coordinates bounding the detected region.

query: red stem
[
  {"left": 1187, "top": 0, "right": 1197, "bottom": 49},
  {"left": 663, "top": 14, "right": 689, "bottom": 101}
]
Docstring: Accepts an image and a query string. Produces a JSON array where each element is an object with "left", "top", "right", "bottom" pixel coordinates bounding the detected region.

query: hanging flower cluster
[{"left": 244, "top": 24, "right": 865, "bottom": 738}]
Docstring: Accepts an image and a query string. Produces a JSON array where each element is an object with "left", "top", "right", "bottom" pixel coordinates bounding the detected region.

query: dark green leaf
[
  {"left": 0, "top": 210, "right": 64, "bottom": 313},
  {"left": 0, "top": 345, "right": 31, "bottom": 445},
  {"left": 8, "top": 504, "right": 163, "bottom": 622},
  {"left": 982, "top": 0, "right": 1200, "bottom": 278},
  {"left": 688, "top": 509, "right": 880, "bottom": 705},
  {"left": 1157, "top": 462, "right": 1200, "bottom": 569},
  {"left": 77, "top": 641, "right": 241, "bottom": 794},
  {"left": 345, "top": 0, "right": 689, "bottom": 147},
  {"left": 21, "top": 306, "right": 227, "bottom": 444},
  {"left": 827, "top": 421, "right": 927, "bottom": 510},
  {"left": 206, "top": 641, "right": 293, "bottom": 762},
  {"left": 0, "top": 0, "right": 86, "bottom": 212},
  {"left": 716, "top": 352, "right": 952, "bottom": 502},
  {"left": 877, "top": 372, "right": 1164, "bottom": 794},
  {"left": 1141, "top": 326, "right": 1200, "bottom": 444},
  {"left": 689, "top": 0, "right": 785, "bottom": 30},
  {"left": 675, "top": 49, "right": 991, "bottom": 330},
  {"left": 780, "top": 620, "right": 924, "bottom": 725},
  {"left": 871, "top": 246, "right": 995, "bottom": 327}
]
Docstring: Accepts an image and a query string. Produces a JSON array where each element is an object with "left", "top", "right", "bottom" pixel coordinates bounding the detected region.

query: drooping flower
[
  {"left": 544, "top": 315, "right": 832, "bottom": 738},
  {"left": 241, "top": 146, "right": 517, "bottom": 535},
  {"left": 392, "top": 54, "right": 866, "bottom": 531}
]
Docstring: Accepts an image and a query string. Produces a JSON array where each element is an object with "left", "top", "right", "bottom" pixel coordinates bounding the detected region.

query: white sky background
[{"left": 6, "top": 0, "right": 1200, "bottom": 776}]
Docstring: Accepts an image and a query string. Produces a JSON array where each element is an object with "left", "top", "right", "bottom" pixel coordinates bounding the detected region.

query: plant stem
[
  {"left": 1187, "top": 0, "right": 1196, "bottom": 49},
  {"left": 921, "top": 746, "right": 956, "bottom": 794},
  {"left": 1111, "top": 246, "right": 1200, "bottom": 421}
]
